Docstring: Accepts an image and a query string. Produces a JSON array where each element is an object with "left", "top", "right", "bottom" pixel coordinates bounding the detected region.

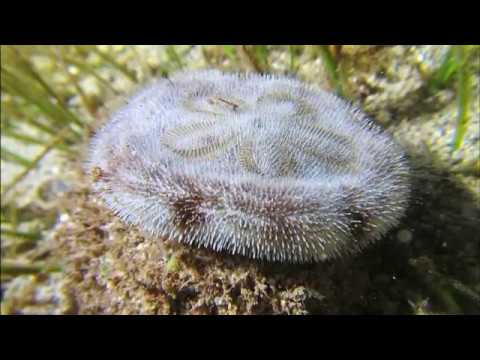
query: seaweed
[{"left": 427, "top": 45, "right": 478, "bottom": 150}]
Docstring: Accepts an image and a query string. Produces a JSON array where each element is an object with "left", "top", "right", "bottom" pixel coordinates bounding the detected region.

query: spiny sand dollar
[{"left": 87, "top": 69, "right": 411, "bottom": 263}]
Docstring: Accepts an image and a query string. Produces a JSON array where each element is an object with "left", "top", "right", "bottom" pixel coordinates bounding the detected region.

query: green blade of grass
[
  {"left": 61, "top": 55, "right": 120, "bottom": 95},
  {"left": 1, "top": 126, "right": 75, "bottom": 200},
  {"left": 1, "top": 259, "right": 61, "bottom": 275},
  {"left": 253, "top": 45, "right": 269, "bottom": 71},
  {"left": 54, "top": 47, "right": 100, "bottom": 117},
  {"left": 2, "top": 102, "right": 62, "bottom": 138},
  {"left": 318, "top": 45, "right": 344, "bottom": 97},
  {"left": 21, "top": 113, "right": 72, "bottom": 141},
  {"left": 288, "top": 45, "right": 297, "bottom": 73},
  {"left": 2, "top": 129, "right": 49, "bottom": 146},
  {"left": 1, "top": 201, "right": 18, "bottom": 229},
  {"left": 1, "top": 228, "right": 41, "bottom": 242},
  {"left": 2, "top": 49, "right": 86, "bottom": 129},
  {"left": 237, "top": 45, "right": 270, "bottom": 73},
  {"left": 90, "top": 46, "right": 138, "bottom": 83},
  {"left": 1, "top": 67, "right": 85, "bottom": 134},
  {"left": 222, "top": 45, "right": 237, "bottom": 61},
  {"left": 165, "top": 45, "right": 184, "bottom": 69},
  {"left": 1, "top": 146, "right": 32, "bottom": 167},
  {"left": 2, "top": 127, "right": 71, "bottom": 152},
  {"left": 7, "top": 46, "right": 67, "bottom": 107},
  {"left": 63, "top": 68, "right": 97, "bottom": 117},
  {"left": 428, "top": 47, "right": 459, "bottom": 91},
  {"left": 453, "top": 46, "right": 473, "bottom": 150}
]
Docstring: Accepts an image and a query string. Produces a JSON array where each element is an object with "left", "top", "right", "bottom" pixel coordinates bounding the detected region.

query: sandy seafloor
[{"left": 1, "top": 45, "right": 479, "bottom": 314}]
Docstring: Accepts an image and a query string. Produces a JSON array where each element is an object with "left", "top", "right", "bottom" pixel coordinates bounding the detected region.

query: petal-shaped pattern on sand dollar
[{"left": 88, "top": 70, "right": 410, "bottom": 263}]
